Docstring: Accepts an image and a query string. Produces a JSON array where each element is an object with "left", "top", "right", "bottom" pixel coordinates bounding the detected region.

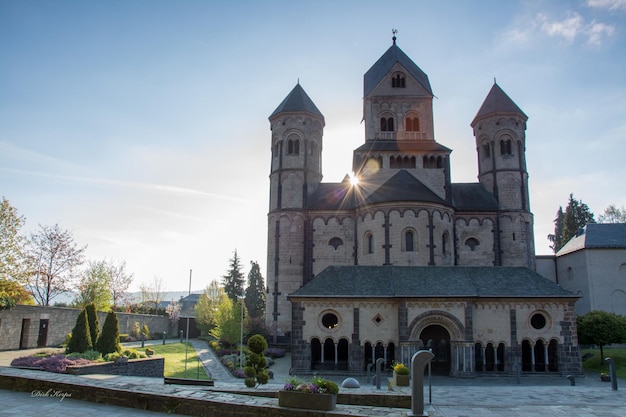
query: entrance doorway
[
  {"left": 37, "top": 319, "right": 49, "bottom": 347},
  {"left": 419, "top": 324, "right": 450, "bottom": 374},
  {"left": 19, "top": 319, "right": 30, "bottom": 349}
]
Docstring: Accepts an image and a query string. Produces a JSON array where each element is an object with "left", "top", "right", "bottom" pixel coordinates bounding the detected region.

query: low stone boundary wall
[
  {"left": 0, "top": 372, "right": 375, "bottom": 417},
  {"left": 66, "top": 357, "right": 164, "bottom": 378}
]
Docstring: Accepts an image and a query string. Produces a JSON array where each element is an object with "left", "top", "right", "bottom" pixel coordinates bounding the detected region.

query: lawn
[
  {"left": 149, "top": 342, "right": 210, "bottom": 380},
  {"left": 581, "top": 347, "right": 626, "bottom": 379}
]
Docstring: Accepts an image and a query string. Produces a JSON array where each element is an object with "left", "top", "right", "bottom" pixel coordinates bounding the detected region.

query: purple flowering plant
[{"left": 283, "top": 376, "right": 338, "bottom": 394}]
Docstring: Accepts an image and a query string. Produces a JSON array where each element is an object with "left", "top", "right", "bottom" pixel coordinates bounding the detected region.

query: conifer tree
[
  {"left": 245, "top": 261, "right": 266, "bottom": 319},
  {"left": 222, "top": 250, "right": 245, "bottom": 301},
  {"left": 548, "top": 194, "right": 595, "bottom": 253},
  {"left": 66, "top": 309, "right": 92, "bottom": 353},
  {"left": 96, "top": 310, "right": 121, "bottom": 355},
  {"left": 85, "top": 303, "right": 99, "bottom": 349}
]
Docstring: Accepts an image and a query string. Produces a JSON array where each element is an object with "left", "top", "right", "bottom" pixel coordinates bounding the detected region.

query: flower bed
[{"left": 11, "top": 354, "right": 91, "bottom": 373}]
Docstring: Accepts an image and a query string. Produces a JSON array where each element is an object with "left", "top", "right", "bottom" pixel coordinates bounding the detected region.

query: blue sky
[{"left": 1, "top": 0, "right": 625, "bottom": 293}]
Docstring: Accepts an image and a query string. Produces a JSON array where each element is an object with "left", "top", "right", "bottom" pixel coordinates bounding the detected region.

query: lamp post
[{"left": 238, "top": 289, "right": 245, "bottom": 369}]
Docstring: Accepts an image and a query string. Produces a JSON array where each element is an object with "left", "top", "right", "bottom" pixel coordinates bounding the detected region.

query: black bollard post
[
  {"left": 605, "top": 357, "right": 618, "bottom": 391},
  {"left": 162, "top": 331, "right": 166, "bottom": 345},
  {"left": 179, "top": 329, "right": 183, "bottom": 343},
  {"left": 367, "top": 363, "right": 373, "bottom": 383},
  {"left": 515, "top": 362, "right": 521, "bottom": 384},
  {"left": 567, "top": 375, "right": 575, "bottom": 386},
  {"left": 141, "top": 332, "right": 145, "bottom": 348},
  {"left": 375, "top": 358, "right": 385, "bottom": 390}
]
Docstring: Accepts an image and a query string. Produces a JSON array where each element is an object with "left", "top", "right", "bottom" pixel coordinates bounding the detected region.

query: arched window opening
[
  {"left": 474, "top": 343, "right": 483, "bottom": 372},
  {"left": 534, "top": 340, "right": 546, "bottom": 372},
  {"left": 405, "top": 116, "right": 420, "bottom": 131},
  {"left": 380, "top": 117, "right": 395, "bottom": 132},
  {"left": 365, "top": 232, "right": 374, "bottom": 254},
  {"left": 500, "top": 139, "right": 512, "bottom": 155},
  {"left": 442, "top": 231, "right": 449, "bottom": 256},
  {"left": 287, "top": 138, "right": 300, "bottom": 155},
  {"left": 405, "top": 230, "right": 415, "bottom": 252},
  {"left": 329, "top": 237, "right": 343, "bottom": 250},
  {"left": 436, "top": 156, "right": 443, "bottom": 168},
  {"left": 465, "top": 237, "right": 480, "bottom": 251},
  {"left": 521, "top": 340, "right": 532, "bottom": 372},
  {"left": 485, "top": 343, "right": 495, "bottom": 372},
  {"left": 311, "top": 338, "right": 322, "bottom": 370},
  {"left": 548, "top": 340, "right": 559, "bottom": 372},
  {"left": 392, "top": 73, "right": 406, "bottom": 88},
  {"left": 482, "top": 143, "right": 491, "bottom": 158}
]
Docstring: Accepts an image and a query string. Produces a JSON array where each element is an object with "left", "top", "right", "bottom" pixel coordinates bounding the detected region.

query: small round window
[
  {"left": 530, "top": 313, "right": 547, "bottom": 330},
  {"left": 321, "top": 313, "right": 339, "bottom": 330}
]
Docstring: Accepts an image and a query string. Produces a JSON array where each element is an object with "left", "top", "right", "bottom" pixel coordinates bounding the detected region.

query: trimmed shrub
[
  {"left": 85, "top": 303, "right": 99, "bottom": 349},
  {"left": 244, "top": 334, "right": 269, "bottom": 387},
  {"left": 66, "top": 309, "right": 92, "bottom": 354},
  {"left": 96, "top": 311, "right": 121, "bottom": 355}
]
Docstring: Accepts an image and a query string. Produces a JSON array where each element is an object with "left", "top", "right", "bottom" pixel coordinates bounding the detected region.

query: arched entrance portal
[{"left": 419, "top": 325, "right": 451, "bottom": 375}]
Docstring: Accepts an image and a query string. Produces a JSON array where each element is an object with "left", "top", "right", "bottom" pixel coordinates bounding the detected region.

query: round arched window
[
  {"left": 530, "top": 313, "right": 547, "bottom": 330},
  {"left": 321, "top": 313, "right": 339, "bottom": 330}
]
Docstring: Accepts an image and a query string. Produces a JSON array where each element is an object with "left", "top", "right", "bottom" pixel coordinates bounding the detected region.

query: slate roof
[
  {"left": 364, "top": 42, "right": 433, "bottom": 97},
  {"left": 307, "top": 181, "right": 357, "bottom": 210},
  {"left": 451, "top": 183, "right": 499, "bottom": 211},
  {"left": 290, "top": 266, "right": 576, "bottom": 299},
  {"left": 364, "top": 170, "right": 446, "bottom": 205},
  {"left": 269, "top": 83, "right": 324, "bottom": 120},
  {"left": 471, "top": 83, "right": 527, "bottom": 127},
  {"left": 557, "top": 223, "right": 626, "bottom": 256}
]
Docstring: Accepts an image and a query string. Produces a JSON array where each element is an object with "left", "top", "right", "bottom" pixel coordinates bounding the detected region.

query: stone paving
[{"left": 1, "top": 340, "right": 625, "bottom": 416}]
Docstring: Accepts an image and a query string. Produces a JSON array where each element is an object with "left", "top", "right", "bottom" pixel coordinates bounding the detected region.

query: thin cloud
[
  {"left": 587, "top": 0, "right": 626, "bottom": 11},
  {"left": 1, "top": 167, "right": 247, "bottom": 202}
]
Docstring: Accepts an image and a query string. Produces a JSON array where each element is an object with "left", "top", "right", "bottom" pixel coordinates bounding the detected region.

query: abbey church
[{"left": 265, "top": 36, "right": 581, "bottom": 377}]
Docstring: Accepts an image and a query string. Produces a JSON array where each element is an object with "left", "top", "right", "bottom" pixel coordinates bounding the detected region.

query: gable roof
[
  {"left": 364, "top": 42, "right": 433, "bottom": 97},
  {"left": 290, "top": 266, "right": 576, "bottom": 299},
  {"left": 354, "top": 140, "right": 450, "bottom": 153},
  {"left": 471, "top": 83, "right": 527, "bottom": 127},
  {"left": 365, "top": 170, "right": 446, "bottom": 205},
  {"left": 269, "top": 83, "right": 324, "bottom": 120},
  {"left": 307, "top": 181, "right": 358, "bottom": 210},
  {"left": 557, "top": 223, "right": 626, "bottom": 256}
]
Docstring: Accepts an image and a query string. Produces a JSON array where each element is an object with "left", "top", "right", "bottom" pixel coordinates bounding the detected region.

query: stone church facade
[{"left": 265, "top": 37, "right": 581, "bottom": 377}]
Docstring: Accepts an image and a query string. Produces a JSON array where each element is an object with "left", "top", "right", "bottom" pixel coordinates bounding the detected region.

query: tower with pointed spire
[
  {"left": 266, "top": 83, "right": 324, "bottom": 340},
  {"left": 471, "top": 82, "right": 534, "bottom": 268}
]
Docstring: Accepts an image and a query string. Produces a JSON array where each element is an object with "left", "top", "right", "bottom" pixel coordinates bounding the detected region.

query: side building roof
[
  {"left": 557, "top": 223, "right": 626, "bottom": 256},
  {"left": 290, "top": 266, "right": 576, "bottom": 299}
]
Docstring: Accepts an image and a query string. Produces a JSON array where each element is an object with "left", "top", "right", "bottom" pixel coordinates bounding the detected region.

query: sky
[{"left": 1, "top": 0, "right": 625, "bottom": 294}]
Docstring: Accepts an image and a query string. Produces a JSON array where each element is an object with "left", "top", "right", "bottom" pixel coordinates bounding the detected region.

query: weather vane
[{"left": 392, "top": 28, "right": 398, "bottom": 45}]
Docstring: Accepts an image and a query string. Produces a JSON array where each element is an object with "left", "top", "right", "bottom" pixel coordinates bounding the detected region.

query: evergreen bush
[
  {"left": 66, "top": 309, "right": 92, "bottom": 354},
  {"left": 96, "top": 310, "right": 121, "bottom": 355},
  {"left": 85, "top": 303, "right": 99, "bottom": 349}
]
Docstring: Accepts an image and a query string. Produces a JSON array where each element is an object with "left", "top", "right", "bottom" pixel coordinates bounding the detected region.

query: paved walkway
[{"left": 1, "top": 341, "right": 626, "bottom": 416}]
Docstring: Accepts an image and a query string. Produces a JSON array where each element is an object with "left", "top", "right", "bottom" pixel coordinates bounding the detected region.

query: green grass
[
  {"left": 149, "top": 342, "right": 211, "bottom": 380},
  {"left": 582, "top": 347, "right": 626, "bottom": 379}
]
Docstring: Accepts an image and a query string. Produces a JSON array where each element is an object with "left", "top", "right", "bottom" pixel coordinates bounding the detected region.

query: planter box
[
  {"left": 278, "top": 390, "right": 336, "bottom": 410},
  {"left": 394, "top": 372, "right": 410, "bottom": 386}
]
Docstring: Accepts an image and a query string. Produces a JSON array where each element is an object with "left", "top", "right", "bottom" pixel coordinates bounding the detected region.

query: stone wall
[
  {"left": 66, "top": 357, "right": 164, "bottom": 377},
  {"left": 0, "top": 305, "right": 170, "bottom": 351}
]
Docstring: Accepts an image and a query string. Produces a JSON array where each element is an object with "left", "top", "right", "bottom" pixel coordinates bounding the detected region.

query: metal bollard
[
  {"left": 162, "top": 331, "right": 166, "bottom": 345},
  {"left": 179, "top": 329, "right": 183, "bottom": 343},
  {"left": 566, "top": 375, "right": 575, "bottom": 386},
  {"left": 605, "top": 357, "right": 618, "bottom": 391},
  {"left": 367, "top": 363, "right": 373, "bottom": 383},
  {"left": 514, "top": 362, "right": 521, "bottom": 384},
  {"left": 375, "top": 358, "right": 385, "bottom": 390}
]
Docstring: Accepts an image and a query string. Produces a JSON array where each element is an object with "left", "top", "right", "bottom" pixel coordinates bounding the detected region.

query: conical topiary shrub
[
  {"left": 96, "top": 310, "right": 121, "bottom": 355},
  {"left": 66, "top": 309, "right": 93, "bottom": 354},
  {"left": 85, "top": 303, "right": 99, "bottom": 349}
]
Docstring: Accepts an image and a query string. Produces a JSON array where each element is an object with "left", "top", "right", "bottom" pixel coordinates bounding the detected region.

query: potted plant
[
  {"left": 278, "top": 376, "right": 339, "bottom": 410},
  {"left": 393, "top": 361, "right": 410, "bottom": 386}
]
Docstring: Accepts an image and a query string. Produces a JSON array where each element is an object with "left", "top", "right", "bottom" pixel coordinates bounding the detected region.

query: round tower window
[
  {"left": 321, "top": 313, "right": 339, "bottom": 330},
  {"left": 530, "top": 313, "right": 547, "bottom": 330}
]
